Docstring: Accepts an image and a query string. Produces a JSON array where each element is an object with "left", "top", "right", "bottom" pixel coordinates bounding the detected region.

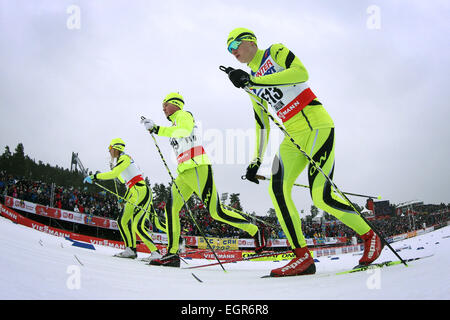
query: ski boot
[
  {"left": 114, "top": 247, "right": 137, "bottom": 259},
  {"left": 141, "top": 250, "right": 162, "bottom": 263},
  {"left": 270, "top": 247, "right": 316, "bottom": 277},
  {"left": 149, "top": 252, "right": 180, "bottom": 267},
  {"left": 358, "top": 229, "right": 383, "bottom": 266}
]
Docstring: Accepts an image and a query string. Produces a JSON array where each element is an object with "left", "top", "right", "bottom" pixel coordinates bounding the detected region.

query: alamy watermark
[
  {"left": 66, "top": 265, "right": 81, "bottom": 290},
  {"left": 166, "top": 121, "right": 283, "bottom": 174},
  {"left": 366, "top": 5, "right": 381, "bottom": 30},
  {"left": 66, "top": 5, "right": 81, "bottom": 30},
  {"left": 366, "top": 268, "right": 381, "bottom": 290}
]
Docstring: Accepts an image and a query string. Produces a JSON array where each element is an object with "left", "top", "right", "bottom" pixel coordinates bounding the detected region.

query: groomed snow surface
[{"left": 0, "top": 216, "right": 449, "bottom": 301}]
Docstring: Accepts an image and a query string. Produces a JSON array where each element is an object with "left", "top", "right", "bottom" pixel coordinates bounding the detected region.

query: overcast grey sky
[{"left": 1, "top": 0, "right": 449, "bottom": 216}]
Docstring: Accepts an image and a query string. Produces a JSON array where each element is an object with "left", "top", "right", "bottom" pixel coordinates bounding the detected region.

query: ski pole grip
[
  {"left": 242, "top": 174, "right": 267, "bottom": 181},
  {"left": 219, "top": 65, "right": 234, "bottom": 74}
]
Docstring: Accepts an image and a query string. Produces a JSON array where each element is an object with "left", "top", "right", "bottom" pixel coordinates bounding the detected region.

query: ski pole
[
  {"left": 244, "top": 174, "right": 382, "bottom": 199},
  {"left": 222, "top": 204, "right": 282, "bottom": 231},
  {"left": 219, "top": 66, "right": 407, "bottom": 267},
  {"left": 109, "top": 160, "right": 124, "bottom": 209},
  {"left": 92, "top": 180, "right": 160, "bottom": 222},
  {"left": 141, "top": 116, "right": 227, "bottom": 272},
  {"left": 113, "top": 179, "right": 124, "bottom": 210}
]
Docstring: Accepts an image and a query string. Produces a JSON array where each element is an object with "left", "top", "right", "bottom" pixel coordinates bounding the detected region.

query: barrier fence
[
  {"left": 2, "top": 195, "right": 350, "bottom": 249},
  {"left": 2, "top": 200, "right": 444, "bottom": 261}
]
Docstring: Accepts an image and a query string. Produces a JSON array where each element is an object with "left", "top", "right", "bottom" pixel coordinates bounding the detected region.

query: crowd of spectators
[
  {"left": 0, "top": 172, "right": 121, "bottom": 219},
  {"left": 1, "top": 172, "right": 449, "bottom": 242}
]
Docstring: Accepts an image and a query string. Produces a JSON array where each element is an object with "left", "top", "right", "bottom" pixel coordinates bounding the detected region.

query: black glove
[
  {"left": 228, "top": 69, "right": 251, "bottom": 88},
  {"left": 245, "top": 159, "right": 261, "bottom": 184}
]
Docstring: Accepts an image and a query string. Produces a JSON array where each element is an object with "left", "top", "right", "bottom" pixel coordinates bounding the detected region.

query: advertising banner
[
  {"left": 0, "top": 204, "right": 164, "bottom": 253},
  {"left": 242, "top": 250, "right": 296, "bottom": 261},
  {"left": 2, "top": 197, "right": 351, "bottom": 250},
  {"left": 198, "top": 237, "right": 239, "bottom": 250},
  {"left": 5, "top": 196, "right": 118, "bottom": 230}
]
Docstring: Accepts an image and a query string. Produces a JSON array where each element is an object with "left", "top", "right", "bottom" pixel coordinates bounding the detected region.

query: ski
[
  {"left": 182, "top": 250, "right": 293, "bottom": 270},
  {"left": 261, "top": 255, "right": 434, "bottom": 278},
  {"left": 339, "top": 254, "right": 435, "bottom": 275},
  {"left": 336, "top": 260, "right": 403, "bottom": 275}
]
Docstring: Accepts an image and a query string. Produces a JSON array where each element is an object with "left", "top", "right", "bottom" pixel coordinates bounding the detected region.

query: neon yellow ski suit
[
  {"left": 156, "top": 109, "right": 258, "bottom": 254},
  {"left": 244, "top": 43, "right": 371, "bottom": 249},
  {"left": 95, "top": 153, "right": 165, "bottom": 252}
]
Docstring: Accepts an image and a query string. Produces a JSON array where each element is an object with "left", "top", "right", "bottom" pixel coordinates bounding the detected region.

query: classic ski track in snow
[{"left": 0, "top": 216, "right": 449, "bottom": 300}]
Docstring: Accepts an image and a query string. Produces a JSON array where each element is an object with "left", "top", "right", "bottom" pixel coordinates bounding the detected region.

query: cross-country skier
[
  {"left": 223, "top": 27, "right": 383, "bottom": 277},
  {"left": 83, "top": 138, "right": 165, "bottom": 261},
  {"left": 141, "top": 92, "right": 266, "bottom": 267}
]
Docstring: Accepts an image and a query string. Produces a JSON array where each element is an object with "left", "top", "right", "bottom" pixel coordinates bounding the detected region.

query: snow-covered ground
[{"left": 0, "top": 216, "right": 449, "bottom": 300}]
